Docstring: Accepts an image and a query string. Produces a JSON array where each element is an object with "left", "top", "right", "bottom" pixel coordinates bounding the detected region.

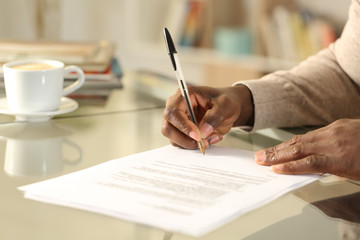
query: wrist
[{"left": 228, "top": 84, "right": 254, "bottom": 127}]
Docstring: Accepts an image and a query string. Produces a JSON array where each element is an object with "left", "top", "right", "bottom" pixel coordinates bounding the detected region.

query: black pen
[{"left": 163, "top": 28, "right": 205, "bottom": 155}]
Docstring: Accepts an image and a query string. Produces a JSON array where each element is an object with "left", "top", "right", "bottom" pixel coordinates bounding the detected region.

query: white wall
[
  {"left": 0, "top": 0, "right": 38, "bottom": 40},
  {"left": 59, "top": 0, "right": 128, "bottom": 62},
  {"left": 0, "top": 0, "right": 130, "bottom": 67}
]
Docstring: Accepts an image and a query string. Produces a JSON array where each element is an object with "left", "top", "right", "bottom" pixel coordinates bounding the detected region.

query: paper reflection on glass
[{"left": 0, "top": 121, "right": 82, "bottom": 177}]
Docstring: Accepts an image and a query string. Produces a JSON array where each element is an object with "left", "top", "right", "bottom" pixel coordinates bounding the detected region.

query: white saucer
[{"left": 0, "top": 97, "right": 78, "bottom": 122}]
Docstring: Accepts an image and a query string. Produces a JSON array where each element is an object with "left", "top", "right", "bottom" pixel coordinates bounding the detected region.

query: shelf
[
  {"left": 125, "top": 41, "right": 297, "bottom": 87},
  {"left": 121, "top": 0, "right": 348, "bottom": 87}
]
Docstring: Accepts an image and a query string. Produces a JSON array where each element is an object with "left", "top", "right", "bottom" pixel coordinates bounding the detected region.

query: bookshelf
[
  {"left": 122, "top": 0, "right": 350, "bottom": 87},
  {"left": 0, "top": 0, "right": 350, "bottom": 88}
]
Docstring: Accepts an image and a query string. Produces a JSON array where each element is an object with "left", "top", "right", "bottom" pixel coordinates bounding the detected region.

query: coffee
[{"left": 11, "top": 63, "right": 56, "bottom": 71}]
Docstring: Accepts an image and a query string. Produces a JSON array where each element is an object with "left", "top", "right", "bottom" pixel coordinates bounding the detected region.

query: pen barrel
[
  {"left": 173, "top": 55, "right": 198, "bottom": 125},
  {"left": 174, "top": 55, "right": 188, "bottom": 96},
  {"left": 183, "top": 87, "right": 198, "bottom": 124}
]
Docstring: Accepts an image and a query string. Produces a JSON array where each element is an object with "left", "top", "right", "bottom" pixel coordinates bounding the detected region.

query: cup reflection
[{"left": 0, "top": 121, "right": 82, "bottom": 177}]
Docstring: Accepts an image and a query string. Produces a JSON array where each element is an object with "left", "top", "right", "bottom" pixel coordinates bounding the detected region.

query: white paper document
[{"left": 19, "top": 145, "right": 319, "bottom": 236}]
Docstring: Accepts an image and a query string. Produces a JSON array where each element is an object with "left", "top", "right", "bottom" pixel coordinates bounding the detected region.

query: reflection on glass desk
[
  {"left": 1, "top": 121, "right": 82, "bottom": 177},
  {"left": 0, "top": 72, "right": 360, "bottom": 240}
]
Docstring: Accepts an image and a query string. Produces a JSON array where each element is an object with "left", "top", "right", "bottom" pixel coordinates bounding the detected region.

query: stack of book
[{"left": 0, "top": 40, "right": 123, "bottom": 97}]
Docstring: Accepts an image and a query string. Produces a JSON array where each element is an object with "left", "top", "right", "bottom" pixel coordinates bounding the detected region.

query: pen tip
[{"left": 199, "top": 141, "right": 205, "bottom": 155}]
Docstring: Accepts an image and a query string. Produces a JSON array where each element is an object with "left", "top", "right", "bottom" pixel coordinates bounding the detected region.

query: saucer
[{"left": 0, "top": 97, "right": 78, "bottom": 122}]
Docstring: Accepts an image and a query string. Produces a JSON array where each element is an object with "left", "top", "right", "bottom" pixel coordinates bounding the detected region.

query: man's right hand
[{"left": 161, "top": 84, "right": 254, "bottom": 149}]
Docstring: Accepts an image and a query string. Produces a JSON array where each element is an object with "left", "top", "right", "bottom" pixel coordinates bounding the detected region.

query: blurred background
[{"left": 0, "top": 0, "right": 351, "bottom": 87}]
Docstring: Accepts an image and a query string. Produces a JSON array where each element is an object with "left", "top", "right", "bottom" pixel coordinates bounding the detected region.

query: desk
[{"left": 1, "top": 73, "right": 360, "bottom": 240}]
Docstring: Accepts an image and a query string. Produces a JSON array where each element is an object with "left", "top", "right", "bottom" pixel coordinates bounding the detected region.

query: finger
[
  {"left": 206, "top": 133, "right": 223, "bottom": 145},
  {"left": 270, "top": 132, "right": 315, "bottom": 151},
  {"left": 169, "top": 136, "right": 210, "bottom": 150},
  {"left": 255, "top": 131, "right": 321, "bottom": 164},
  {"left": 272, "top": 154, "right": 360, "bottom": 179},
  {"left": 199, "top": 96, "right": 238, "bottom": 138},
  {"left": 169, "top": 141, "right": 181, "bottom": 148},
  {"left": 271, "top": 155, "right": 330, "bottom": 175},
  {"left": 256, "top": 142, "right": 322, "bottom": 166},
  {"left": 162, "top": 119, "right": 199, "bottom": 149},
  {"left": 163, "top": 102, "right": 201, "bottom": 141}
]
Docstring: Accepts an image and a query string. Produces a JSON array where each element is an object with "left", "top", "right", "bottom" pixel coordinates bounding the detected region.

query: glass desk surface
[{"left": 0, "top": 73, "right": 359, "bottom": 240}]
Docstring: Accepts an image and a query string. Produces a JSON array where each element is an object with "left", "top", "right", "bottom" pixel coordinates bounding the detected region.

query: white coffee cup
[{"left": 2, "top": 59, "right": 85, "bottom": 112}]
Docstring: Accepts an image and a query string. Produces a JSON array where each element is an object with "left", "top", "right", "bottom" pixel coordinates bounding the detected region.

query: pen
[{"left": 163, "top": 27, "right": 205, "bottom": 155}]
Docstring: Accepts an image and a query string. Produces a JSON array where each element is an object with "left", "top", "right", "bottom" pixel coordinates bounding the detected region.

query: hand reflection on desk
[
  {"left": 242, "top": 188, "right": 360, "bottom": 240},
  {"left": 312, "top": 192, "right": 360, "bottom": 240},
  {"left": 0, "top": 121, "right": 82, "bottom": 177}
]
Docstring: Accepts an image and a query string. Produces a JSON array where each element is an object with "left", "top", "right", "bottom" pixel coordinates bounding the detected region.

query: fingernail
[
  {"left": 189, "top": 131, "right": 200, "bottom": 141},
  {"left": 271, "top": 164, "right": 283, "bottom": 173},
  {"left": 200, "top": 123, "right": 214, "bottom": 138},
  {"left": 255, "top": 150, "right": 266, "bottom": 164},
  {"left": 208, "top": 135, "right": 223, "bottom": 145},
  {"left": 202, "top": 139, "right": 209, "bottom": 148}
]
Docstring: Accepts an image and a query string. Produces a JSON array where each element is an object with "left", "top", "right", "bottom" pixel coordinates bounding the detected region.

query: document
[{"left": 19, "top": 145, "right": 319, "bottom": 236}]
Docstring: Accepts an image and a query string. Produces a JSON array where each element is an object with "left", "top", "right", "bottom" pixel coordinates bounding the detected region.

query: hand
[
  {"left": 255, "top": 119, "right": 360, "bottom": 180},
  {"left": 161, "top": 85, "right": 254, "bottom": 149}
]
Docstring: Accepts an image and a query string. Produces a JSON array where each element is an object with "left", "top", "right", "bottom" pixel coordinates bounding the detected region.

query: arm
[
  {"left": 254, "top": 0, "right": 360, "bottom": 180},
  {"left": 236, "top": 0, "right": 360, "bottom": 131},
  {"left": 162, "top": 0, "right": 360, "bottom": 155}
]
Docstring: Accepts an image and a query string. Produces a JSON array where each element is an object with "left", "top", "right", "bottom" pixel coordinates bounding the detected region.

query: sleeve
[{"left": 235, "top": 0, "right": 360, "bottom": 131}]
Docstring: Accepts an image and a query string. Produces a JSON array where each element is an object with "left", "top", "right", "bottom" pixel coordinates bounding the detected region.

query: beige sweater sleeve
[{"left": 236, "top": 0, "right": 360, "bottom": 131}]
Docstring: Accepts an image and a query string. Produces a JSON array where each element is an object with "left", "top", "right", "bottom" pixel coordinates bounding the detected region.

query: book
[
  {"left": 271, "top": 5, "right": 297, "bottom": 61},
  {"left": 65, "top": 58, "right": 123, "bottom": 87},
  {"left": 164, "top": 0, "right": 208, "bottom": 48},
  {"left": 66, "top": 58, "right": 123, "bottom": 98},
  {"left": 162, "top": 0, "right": 189, "bottom": 45},
  {"left": 0, "top": 40, "right": 122, "bottom": 98},
  {"left": 0, "top": 40, "right": 115, "bottom": 72},
  {"left": 258, "top": 4, "right": 337, "bottom": 62},
  {"left": 179, "top": 0, "right": 206, "bottom": 47}
]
